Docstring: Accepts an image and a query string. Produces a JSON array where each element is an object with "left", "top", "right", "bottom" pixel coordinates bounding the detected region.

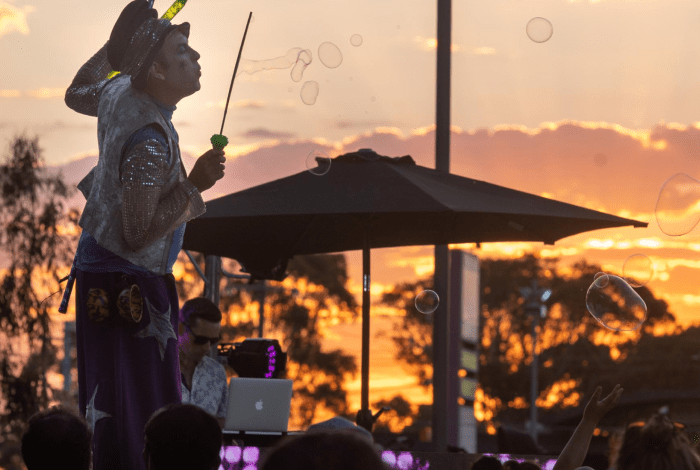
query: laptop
[{"left": 223, "top": 378, "right": 294, "bottom": 433}]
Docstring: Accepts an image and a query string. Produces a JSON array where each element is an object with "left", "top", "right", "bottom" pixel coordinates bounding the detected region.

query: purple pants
[{"left": 75, "top": 269, "right": 182, "bottom": 470}]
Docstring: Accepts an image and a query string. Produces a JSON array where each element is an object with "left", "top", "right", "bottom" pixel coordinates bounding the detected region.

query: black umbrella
[{"left": 183, "top": 148, "right": 647, "bottom": 428}]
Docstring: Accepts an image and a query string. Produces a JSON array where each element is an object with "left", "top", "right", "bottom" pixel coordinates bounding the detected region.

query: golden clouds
[
  {"left": 0, "top": 87, "right": 67, "bottom": 99},
  {"left": 0, "top": 3, "right": 34, "bottom": 38}
]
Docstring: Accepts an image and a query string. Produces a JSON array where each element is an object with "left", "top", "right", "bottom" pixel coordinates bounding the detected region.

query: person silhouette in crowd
[
  {"left": 471, "top": 455, "right": 504, "bottom": 470},
  {"left": 21, "top": 405, "right": 92, "bottom": 470},
  {"left": 64, "top": 0, "right": 225, "bottom": 468},
  {"left": 260, "top": 429, "right": 390, "bottom": 470},
  {"left": 143, "top": 403, "right": 222, "bottom": 470},
  {"left": 178, "top": 297, "right": 227, "bottom": 429},
  {"left": 306, "top": 416, "right": 376, "bottom": 446},
  {"left": 613, "top": 413, "right": 700, "bottom": 470}
]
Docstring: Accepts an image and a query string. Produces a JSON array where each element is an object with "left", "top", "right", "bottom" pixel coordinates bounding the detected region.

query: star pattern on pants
[
  {"left": 133, "top": 296, "right": 176, "bottom": 361},
  {"left": 85, "top": 384, "right": 112, "bottom": 433}
]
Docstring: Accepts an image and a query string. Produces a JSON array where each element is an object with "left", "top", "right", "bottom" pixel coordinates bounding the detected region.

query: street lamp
[{"left": 519, "top": 279, "right": 551, "bottom": 446}]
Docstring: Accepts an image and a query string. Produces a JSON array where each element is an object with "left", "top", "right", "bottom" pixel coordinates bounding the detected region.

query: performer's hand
[{"left": 188, "top": 149, "right": 226, "bottom": 192}]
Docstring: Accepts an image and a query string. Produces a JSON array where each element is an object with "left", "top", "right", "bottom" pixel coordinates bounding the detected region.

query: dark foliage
[{"left": 0, "top": 134, "right": 79, "bottom": 468}]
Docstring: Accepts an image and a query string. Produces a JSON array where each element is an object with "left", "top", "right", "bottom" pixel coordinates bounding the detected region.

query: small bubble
[
  {"left": 622, "top": 254, "right": 654, "bottom": 287},
  {"left": 306, "top": 149, "right": 331, "bottom": 176},
  {"left": 349, "top": 76, "right": 353, "bottom": 81},
  {"left": 586, "top": 275, "right": 647, "bottom": 331},
  {"left": 655, "top": 173, "right": 700, "bottom": 236},
  {"left": 397, "top": 25, "right": 401, "bottom": 29},
  {"left": 351, "top": 34, "right": 363, "bottom": 47},
  {"left": 526, "top": 17, "right": 553, "bottom": 43},
  {"left": 291, "top": 49, "right": 312, "bottom": 82},
  {"left": 371, "top": 96, "right": 376, "bottom": 102},
  {"left": 594, "top": 272, "right": 609, "bottom": 288},
  {"left": 415, "top": 290, "right": 439, "bottom": 314},
  {"left": 318, "top": 42, "right": 343, "bottom": 68},
  {"left": 300, "top": 80, "right": 319, "bottom": 105}
]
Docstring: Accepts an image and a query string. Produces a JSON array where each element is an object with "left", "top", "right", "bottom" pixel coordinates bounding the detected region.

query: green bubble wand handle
[
  {"left": 106, "top": 0, "right": 190, "bottom": 80},
  {"left": 211, "top": 11, "right": 253, "bottom": 151}
]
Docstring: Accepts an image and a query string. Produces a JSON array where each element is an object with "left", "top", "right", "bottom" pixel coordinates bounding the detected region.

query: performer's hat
[{"left": 107, "top": 0, "right": 190, "bottom": 89}]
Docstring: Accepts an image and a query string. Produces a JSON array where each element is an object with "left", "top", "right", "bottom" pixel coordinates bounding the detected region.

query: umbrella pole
[
  {"left": 361, "top": 229, "right": 370, "bottom": 412},
  {"left": 355, "top": 227, "right": 373, "bottom": 432}
]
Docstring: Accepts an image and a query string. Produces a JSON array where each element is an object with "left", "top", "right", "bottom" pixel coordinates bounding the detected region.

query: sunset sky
[{"left": 3, "top": 0, "right": 700, "bottom": 422}]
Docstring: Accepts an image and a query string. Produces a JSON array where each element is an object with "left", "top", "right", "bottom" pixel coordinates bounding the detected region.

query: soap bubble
[
  {"left": 526, "top": 17, "right": 553, "bottom": 43},
  {"left": 318, "top": 42, "right": 343, "bottom": 68},
  {"left": 351, "top": 34, "right": 363, "bottom": 46},
  {"left": 655, "top": 173, "right": 700, "bottom": 236},
  {"left": 306, "top": 150, "right": 331, "bottom": 175},
  {"left": 291, "top": 49, "right": 312, "bottom": 82},
  {"left": 300, "top": 81, "right": 319, "bottom": 105},
  {"left": 415, "top": 290, "right": 439, "bottom": 314},
  {"left": 586, "top": 274, "right": 647, "bottom": 331},
  {"left": 594, "top": 272, "right": 609, "bottom": 288},
  {"left": 622, "top": 254, "right": 654, "bottom": 287}
]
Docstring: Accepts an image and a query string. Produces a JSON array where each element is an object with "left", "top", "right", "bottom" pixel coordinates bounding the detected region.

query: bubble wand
[
  {"left": 105, "top": 0, "right": 190, "bottom": 80},
  {"left": 210, "top": 11, "right": 253, "bottom": 151}
]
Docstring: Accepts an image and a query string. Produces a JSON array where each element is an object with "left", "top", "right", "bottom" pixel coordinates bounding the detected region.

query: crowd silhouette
[{"left": 19, "top": 391, "right": 700, "bottom": 470}]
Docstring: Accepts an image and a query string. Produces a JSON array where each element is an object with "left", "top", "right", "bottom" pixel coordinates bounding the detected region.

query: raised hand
[{"left": 582, "top": 384, "right": 623, "bottom": 425}]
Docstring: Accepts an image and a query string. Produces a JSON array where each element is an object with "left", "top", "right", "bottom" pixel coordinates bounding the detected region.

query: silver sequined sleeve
[
  {"left": 121, "top": 138, "right": 206, "bottom": 252},
  {"left": 64, "top": 41, "right": 112, "bottom": 117}
]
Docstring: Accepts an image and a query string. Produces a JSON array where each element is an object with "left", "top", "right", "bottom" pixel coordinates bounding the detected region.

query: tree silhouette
[
  {"left": 0, "top": 133, "right": 79, "bottom": 468},
  {"left": 376, "top": 253, "right": 680, "bottom": 434}
]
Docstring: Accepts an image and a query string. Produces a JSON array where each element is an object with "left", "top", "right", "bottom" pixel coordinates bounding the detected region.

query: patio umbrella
[{"left": 182, "top": 148, "right": 647, "bottom": 428}]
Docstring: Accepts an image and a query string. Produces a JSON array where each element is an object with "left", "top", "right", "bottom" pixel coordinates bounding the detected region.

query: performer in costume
[{"left": 64, "top": 1, "right": 225, "bottom": 468}]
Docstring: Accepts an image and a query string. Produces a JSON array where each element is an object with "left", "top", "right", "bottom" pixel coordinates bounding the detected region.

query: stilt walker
[{"left": 63, "top": 1, "right": 227, "bottom": 468}]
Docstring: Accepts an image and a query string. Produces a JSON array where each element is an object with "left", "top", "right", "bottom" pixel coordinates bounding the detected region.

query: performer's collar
[{"left": 147, "top": 93, "right": 177, "bottom": 117}]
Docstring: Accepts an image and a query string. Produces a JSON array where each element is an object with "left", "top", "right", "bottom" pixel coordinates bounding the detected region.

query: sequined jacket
[{"left": 65, "top": 42, "right": 206, "bottom": 275}]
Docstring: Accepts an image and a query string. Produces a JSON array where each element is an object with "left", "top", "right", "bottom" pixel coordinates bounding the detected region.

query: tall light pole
[{"left": 519, "top": 279, "right": 551, "bottom": 445}]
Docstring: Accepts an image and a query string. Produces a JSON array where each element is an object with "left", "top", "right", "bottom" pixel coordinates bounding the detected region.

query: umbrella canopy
[
  {"left": 184, "top": 149, "right": 645, "bottom": 277},
  {"left": 183, "top": 148, "right": 647, "bottom": 429}
]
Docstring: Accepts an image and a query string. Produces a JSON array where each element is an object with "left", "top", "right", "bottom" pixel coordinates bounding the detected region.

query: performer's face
[
  {"left": 178, "top": 317, "right": 221, "bottom": 362},
  {"left": 147, "top": 30, "right": 201, "bottom": 105}
]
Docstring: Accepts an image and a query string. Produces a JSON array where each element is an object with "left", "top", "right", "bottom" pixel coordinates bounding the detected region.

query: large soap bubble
[
  {"left": 655, "top": 173, "right": 700, "bottom": 236},
  {"left": 586, "top": 274, "right": 647, "bottom": 331}
]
